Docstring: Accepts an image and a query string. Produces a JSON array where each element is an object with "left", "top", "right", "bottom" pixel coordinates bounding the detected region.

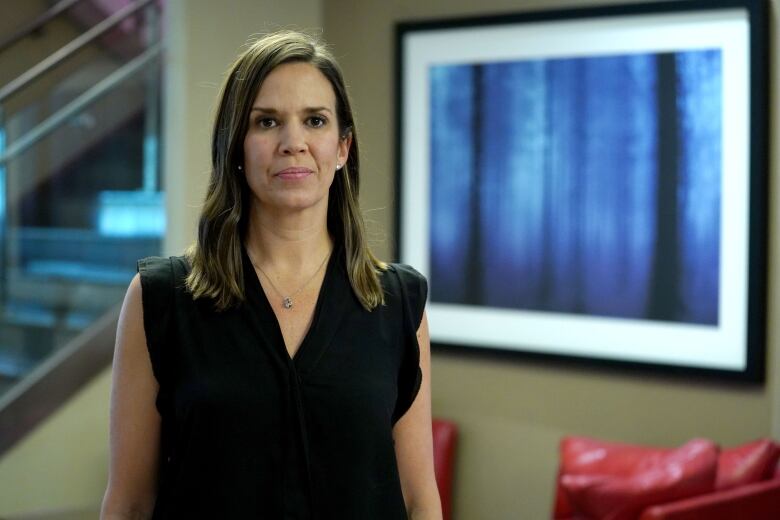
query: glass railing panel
[
  {"left": 0, "top": 5, "right": 163, "bottom": 398},
  {"left": 0, "top": 0, "right": 158, "bottom": 145}
]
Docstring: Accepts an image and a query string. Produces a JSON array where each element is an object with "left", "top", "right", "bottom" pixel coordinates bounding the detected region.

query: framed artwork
[{"left": 395, "top": 0, "right": 768, "bottom": 381}]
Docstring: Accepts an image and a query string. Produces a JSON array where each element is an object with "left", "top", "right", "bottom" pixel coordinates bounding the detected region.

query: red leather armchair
[
  {"left": 553, "top": 436, "right": 780, "bottom": 520},
  {"left": 638, "top": 467, "right": 780, "bottom": 520},
  {"left": 432, "top": 418, "right": 458, "bottom": 520}
]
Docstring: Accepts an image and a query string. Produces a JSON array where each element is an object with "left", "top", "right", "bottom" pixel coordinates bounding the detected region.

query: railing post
[
  {"left": 142, "top": 2, "right": 160, "bottom": 193},
  {"left": 0, "top": 105, "right": 6, "bottom": 310}
]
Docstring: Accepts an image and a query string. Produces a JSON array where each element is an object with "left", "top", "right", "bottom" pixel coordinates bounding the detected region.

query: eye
[
  {"left": 307, "top": 115, "right": 327, "bottom": 128},
  {"left": 255, "top": 117, "right": 276, "bottom": 128}
]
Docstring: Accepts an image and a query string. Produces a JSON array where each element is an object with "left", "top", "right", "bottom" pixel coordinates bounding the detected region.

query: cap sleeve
[
  {"left": 137, "top": 256, "right": 175, "bottom": 386},
  {"left": 390, "top": 263, "right": 428, "bottom": 424}
]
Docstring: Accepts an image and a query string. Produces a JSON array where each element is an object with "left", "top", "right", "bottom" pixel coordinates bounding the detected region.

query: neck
[{"left": 244, "top": 203, "right": 333, "bottom": 274}]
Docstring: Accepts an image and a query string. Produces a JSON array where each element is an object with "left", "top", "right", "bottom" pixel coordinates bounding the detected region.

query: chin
[{"left": 270, "top": 194, "right": 328, "bottom": 213}]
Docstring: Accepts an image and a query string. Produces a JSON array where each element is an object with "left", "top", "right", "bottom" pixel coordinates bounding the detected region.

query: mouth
[{"left": 275, "top": 167, "right": 313, "bottom": 179}]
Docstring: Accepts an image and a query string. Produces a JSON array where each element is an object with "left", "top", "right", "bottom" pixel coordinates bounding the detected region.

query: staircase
[{"left": 0, "top": 0, "right": 164, "bottom": 453}]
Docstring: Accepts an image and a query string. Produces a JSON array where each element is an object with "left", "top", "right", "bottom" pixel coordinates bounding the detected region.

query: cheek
[
  {"left": 319, "top": 137, "right": 344, "bottom": 160},
  {"left": 244, "top": 135, "right": 272, "bottom": 162}
]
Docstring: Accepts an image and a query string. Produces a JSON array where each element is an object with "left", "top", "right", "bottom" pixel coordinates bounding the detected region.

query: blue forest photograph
[{"left": 429, "top": 50, "right": 722, "bottom": 325}]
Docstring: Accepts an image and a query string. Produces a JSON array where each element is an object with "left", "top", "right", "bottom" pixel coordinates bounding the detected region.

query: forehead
[{"left": 253, "top": 61, "right": 337, "bottom": 109}]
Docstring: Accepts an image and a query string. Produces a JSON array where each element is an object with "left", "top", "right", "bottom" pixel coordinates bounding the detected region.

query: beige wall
[
  {"left": 767, "top": 0, "right": 780, "bottom": 441},
  {"left": 0, "top": 371, "right": 111, "bottom": 516},
  {"left": 0, "top": 0, "right": 776, "bottom": 518},
  {"left": 323, "top": 0, "right": 780, "bottom": 518}
]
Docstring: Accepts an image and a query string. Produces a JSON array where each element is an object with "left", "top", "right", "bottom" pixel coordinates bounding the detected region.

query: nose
[{"left": 279, "top": 123, "right": 307, "bottom": 155}]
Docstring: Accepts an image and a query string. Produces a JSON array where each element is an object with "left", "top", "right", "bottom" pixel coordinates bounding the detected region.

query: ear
[{"left": 337, "top": 132, "right": 352, "bottom": 167}]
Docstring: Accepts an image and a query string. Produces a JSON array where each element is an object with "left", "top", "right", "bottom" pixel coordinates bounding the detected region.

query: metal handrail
[
  {"left": 0, "top": 0, "right": 85, "bottom": 54},
  {"left": 0, "top": 0, "right": 156, "bottom": 104},
  {"left": 0, "top": 42, "right": 162, "bottom": 166},
  {"left": 0, "top": 304, "right": 121, "bottom": 456}
]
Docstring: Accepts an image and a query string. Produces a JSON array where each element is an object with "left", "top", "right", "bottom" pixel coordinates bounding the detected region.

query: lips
[{"left": 275, "top": 167, "right": 313, "bottom": 179}]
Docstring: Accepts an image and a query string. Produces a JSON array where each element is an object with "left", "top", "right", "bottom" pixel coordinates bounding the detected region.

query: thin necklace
[{"left": 250, "top": 248, "right": 331, "bottom": 310}]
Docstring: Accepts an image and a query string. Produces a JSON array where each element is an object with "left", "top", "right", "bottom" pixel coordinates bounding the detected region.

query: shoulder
[
  {"left": 386, "top": 263, "right": 426, "bottom": 283},
  {"left": 383, "top": 263, "right": 428, "bottom": 327},
  {"left": 136, "top": 256, "right": 191, "bottom": 307},
  {"left": 383, "top": 263, "right": 426, "bottom": 287},
  {"left": 137, "top": 255, "right": 189, "bottom": 284},
  {"left": 137, "top": 255, "right": 189, "bottom": 274},
  {"left": 384, "top": 263, "right": 427, "bottom": 295}
]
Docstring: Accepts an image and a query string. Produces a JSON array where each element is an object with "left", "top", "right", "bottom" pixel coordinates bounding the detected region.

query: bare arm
[
  {"left": 100, "top": 274, "right": 161, "bottom": 520},
  {"left": 394, "top": 310, "right": 443, "bottom": 520}
]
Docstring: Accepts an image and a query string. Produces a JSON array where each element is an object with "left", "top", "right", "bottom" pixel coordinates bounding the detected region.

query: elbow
[
  {"left": 100, "top": 507, "right": 154, "bottom": 520},
  {"left": 100, "top": 490, "right": 155, "bottom": 520},
  {"left": 101, "top": 511, "right": 153, "bottom": 520},
  {"left": 406, "top": 492, "right": 444, "bottom": 520}
]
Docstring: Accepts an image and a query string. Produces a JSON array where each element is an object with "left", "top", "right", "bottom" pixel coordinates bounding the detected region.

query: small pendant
[{"left": 283, "top": 297, "right": 293, "bottom": 309}]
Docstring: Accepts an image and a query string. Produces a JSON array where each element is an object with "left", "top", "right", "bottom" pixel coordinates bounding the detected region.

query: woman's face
[{"left": 242, "top": 61, "right": 351, "bottom": 216}]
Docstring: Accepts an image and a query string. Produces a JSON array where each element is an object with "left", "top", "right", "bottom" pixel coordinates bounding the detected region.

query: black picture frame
[{"left": 395, "top": 0, "right": 769, "bottom": 382}]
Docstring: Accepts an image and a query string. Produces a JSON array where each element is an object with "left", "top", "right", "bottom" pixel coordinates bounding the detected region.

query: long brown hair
[{"left": 185, "top": 30, "right": 386, "bottom": 311}]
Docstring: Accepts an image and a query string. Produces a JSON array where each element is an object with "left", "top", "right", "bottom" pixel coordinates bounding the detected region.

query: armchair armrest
[
  {"left": 639, "top": 478, "right": 780, "bottom": 520},
  {"left": 432, "top": 419, "right": 458, "bottom": 520}
]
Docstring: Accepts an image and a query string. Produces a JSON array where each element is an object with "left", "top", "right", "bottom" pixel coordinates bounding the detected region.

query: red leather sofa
[
  {"left": 432, "top": 418, "right": 458, "bottom": 520},
  {"left": 552, "top": 436, "right": 780, "bottom": 520}
]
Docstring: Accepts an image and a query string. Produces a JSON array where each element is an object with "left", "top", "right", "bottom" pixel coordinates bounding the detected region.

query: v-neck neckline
[{"left": 241, "top": 243, "right": 344, "bottom": 368}]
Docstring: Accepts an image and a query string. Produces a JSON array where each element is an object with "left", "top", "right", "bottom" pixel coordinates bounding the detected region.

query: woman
[{"left": 101, "top": 31, "right": 441, "bottom": 519}]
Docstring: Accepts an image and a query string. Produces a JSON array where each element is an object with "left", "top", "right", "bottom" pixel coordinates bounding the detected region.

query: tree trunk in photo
[
  {"left": 572, "top": 60, "right": 586, "bottom": 315},
  {"left": 647, "top": 53, "right": 681, "bottom": 321},
  {"left": 465, "top": 65, "right": 483, "bottom": 305},
  {"left": 539, "top": 62, "right": 553, "bottom": 311}
]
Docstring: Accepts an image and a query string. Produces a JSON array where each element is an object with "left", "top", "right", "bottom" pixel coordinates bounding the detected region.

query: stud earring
[
  {"left": 336, "top": 163, "right": 342, "bottom": 170},
  {"left": 237, "top": 165, "right": 243, "bottom": 171}
]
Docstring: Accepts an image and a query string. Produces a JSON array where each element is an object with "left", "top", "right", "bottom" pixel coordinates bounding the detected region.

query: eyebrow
[{"left": 250, "top": 106, "right": 333, "bottom": 114}]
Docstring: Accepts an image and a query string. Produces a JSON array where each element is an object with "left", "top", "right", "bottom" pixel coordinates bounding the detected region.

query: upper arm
[
  {"left": 101, "top": 274, "right": 161, "bottom": 519},
  {"left": 393, "top": 311, "right": 442, "bottom": 519}
]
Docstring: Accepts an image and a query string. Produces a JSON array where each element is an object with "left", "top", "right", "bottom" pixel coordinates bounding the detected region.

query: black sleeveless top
[{"left": 137, "top": 246, "right": 426, "bottom": 519}]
